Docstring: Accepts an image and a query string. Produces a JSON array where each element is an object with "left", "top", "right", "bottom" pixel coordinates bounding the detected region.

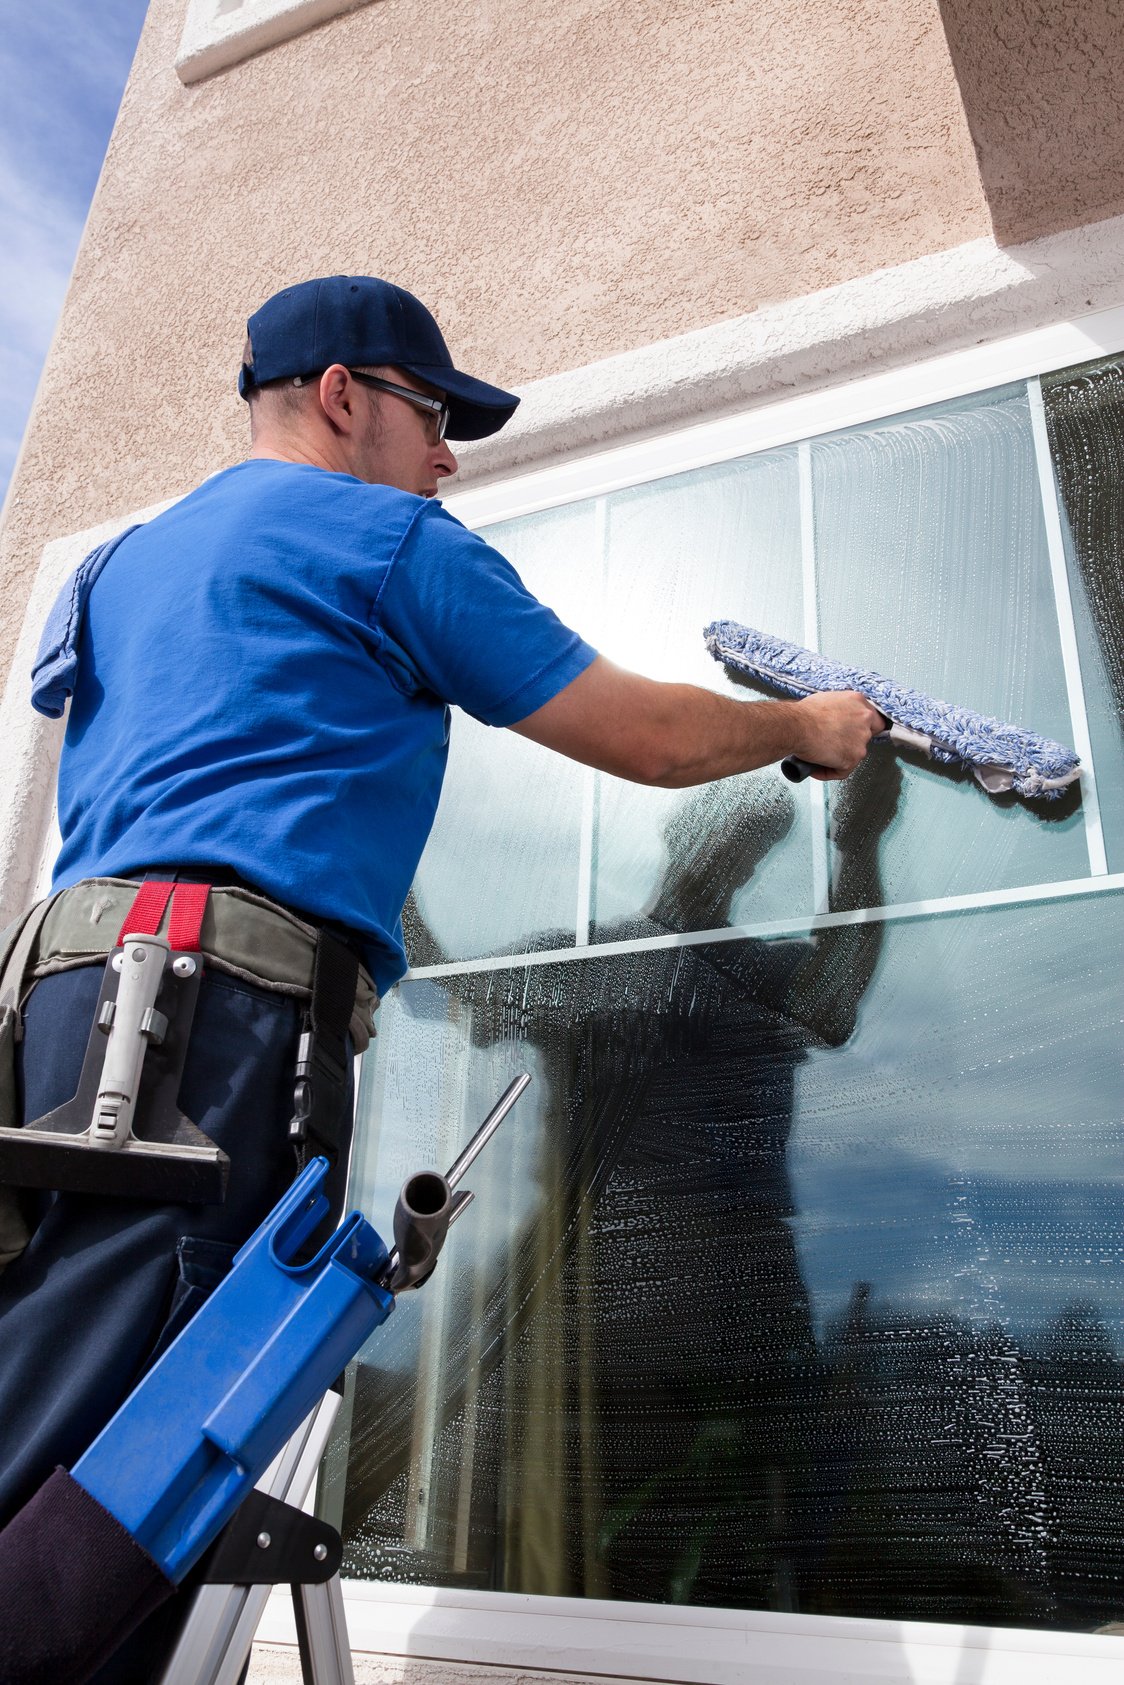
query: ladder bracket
[{"left": 195, "top": 1490, "right": 341, "bottom": 1587}]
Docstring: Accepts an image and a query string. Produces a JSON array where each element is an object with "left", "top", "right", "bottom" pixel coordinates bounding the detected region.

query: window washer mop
[{"left": 705, "top": 619, "right": 1081, "bottom": 797}]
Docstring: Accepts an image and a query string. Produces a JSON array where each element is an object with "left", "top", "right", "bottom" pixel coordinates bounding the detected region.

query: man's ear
[{"left": 318, "top": 364, "right": 355, "bottom": 432}]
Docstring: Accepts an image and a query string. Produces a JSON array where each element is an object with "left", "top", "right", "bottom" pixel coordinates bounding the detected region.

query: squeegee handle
[
  {"left": 781, "top": 705, "right": 894, "bottom": 782},
  {"left": 780, "top": 755, "right": 823, "bottom": 783}
]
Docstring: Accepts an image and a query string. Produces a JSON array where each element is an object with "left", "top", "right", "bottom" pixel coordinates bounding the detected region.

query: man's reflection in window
[{"left": 392, "top": 753, "right": 901, "bottom": 1609}]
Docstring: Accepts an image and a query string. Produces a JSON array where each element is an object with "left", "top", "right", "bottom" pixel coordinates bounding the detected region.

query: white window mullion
[
  {"left": 573, "top": 497, "right": 609, "bottom": 946},
  {"left": 1019, "top": 380, "right": 1103, "bottom": 873},
  {"left": 404, "top": 870, "right": 1124, "bottom": 982},
  {"left": 798, "top": 439, "right": 830, "bottom": 914},
  {"left": 574, "top": 770, "right": 596, "bottom": 948}
]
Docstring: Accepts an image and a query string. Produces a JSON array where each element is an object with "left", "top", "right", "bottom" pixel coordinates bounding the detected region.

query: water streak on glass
[
  {"left": 591, "top": 453, "right": 815, "bottom": 940},
  {"left": 1041, "top": 358, "right": 1124, "bottom": 871},
  {"left": 405, "top": 502, "right": 596, "bottom": 966},
  {"left": 812, "top": 387, "right": 1087, "bottom": 909}
]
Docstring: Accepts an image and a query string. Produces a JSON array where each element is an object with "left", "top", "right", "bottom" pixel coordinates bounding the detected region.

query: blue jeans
[{"left": 0, "top": 961, "right": 354, "bottom": 1679}]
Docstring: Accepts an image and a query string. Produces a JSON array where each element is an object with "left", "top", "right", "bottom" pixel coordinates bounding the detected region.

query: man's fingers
[{"left": 794, "top": 691, "right": 888, "bottom": 779}]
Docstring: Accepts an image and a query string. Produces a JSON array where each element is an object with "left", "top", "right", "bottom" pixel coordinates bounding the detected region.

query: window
[
  {"left": 319, "top": 335, "right": 1124, "bottom": 1676},
  {"left": 175, "top": 0, "right": 377, "bottom": 85}
]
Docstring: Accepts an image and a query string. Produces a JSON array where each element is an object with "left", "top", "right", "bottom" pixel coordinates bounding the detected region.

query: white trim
[
  {"left": 254, "top": 1579, "right": 1124, "bottom": 1684},
  {"left": 447, "top": 304, "right": 1124, "bottom": 529},
  {"left": 401, "top": 872, "right": 1124, "bottom": 982},
  {"left": 453, "top": 217, "right": 1124, "bottom": 492},
  {"left": 175, "top": 0, "right": 378, "bottom": 85},
  {"left": 1026, "top": 378, "right": 1108, "bottom": 876}
]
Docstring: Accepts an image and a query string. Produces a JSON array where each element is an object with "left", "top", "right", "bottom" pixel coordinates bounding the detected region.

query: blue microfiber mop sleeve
[{"left": 704, "top": 620, "right": 1081, "bottom": 799}]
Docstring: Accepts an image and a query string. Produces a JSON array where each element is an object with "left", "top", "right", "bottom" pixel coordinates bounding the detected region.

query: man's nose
[{"left": 434, "top": 439, "right": 458, "bottom": 477}]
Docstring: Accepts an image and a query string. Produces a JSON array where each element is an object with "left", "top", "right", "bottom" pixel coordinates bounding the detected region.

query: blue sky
[{"left": 0, "top": 0, "right": 149, "bottom": 509}]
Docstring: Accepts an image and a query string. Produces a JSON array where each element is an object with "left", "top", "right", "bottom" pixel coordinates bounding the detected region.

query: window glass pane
[
  {"left": 338, "top": 888, "right": 1124, "bottom": 1630},
  {"left": 405, "top": 502, "right": 597, "bottom": 966},
  {"left": 589, "top": 453, "right": 815, "bottom": 939},
  {"left": 1041, "top": 357, "right": 1124, "bottom": 871},
  {"left": 337, "top": 358, "right": 1124, "bottom": 1642},
  {"left": 811, "top": 387, "right": 1089, "bottom": 909}
]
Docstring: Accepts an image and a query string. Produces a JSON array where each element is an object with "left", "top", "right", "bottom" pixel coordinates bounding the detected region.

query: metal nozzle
[
  {"left": 386, "top": 1170, "right": 453, "bottom": 1292},
  {"left": 380, "top": 1072, "right": 531, "bottom": 1293}
]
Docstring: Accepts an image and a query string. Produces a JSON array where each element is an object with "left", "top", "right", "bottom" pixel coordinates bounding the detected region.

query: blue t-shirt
[{"left": 44, "top": 460, "right": 596, "bottom": 992}]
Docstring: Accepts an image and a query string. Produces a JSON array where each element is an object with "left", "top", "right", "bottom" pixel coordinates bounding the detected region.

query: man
[{"left": 0, "top": 275, "right": 879, "bottom": 1675}]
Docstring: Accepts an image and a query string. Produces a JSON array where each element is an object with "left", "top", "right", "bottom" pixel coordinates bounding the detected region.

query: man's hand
[
  {"left": 510, "top": 655, "right": 884, "bottom": 787},
  {"left": 790, "top": 691, "right": 887, "bottom": 780}
]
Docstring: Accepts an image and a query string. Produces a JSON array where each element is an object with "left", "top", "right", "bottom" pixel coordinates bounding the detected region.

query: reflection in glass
[
  {"left": 403, "top": 713, "right": 584, "bottom": 966},
  {"left": 1042, "top": 358, "right": 1124, "bottom": 871},
  {"left": 812, "top": 386, "right": 1088, "bottom": 908},
  {"left": 591, "top": 452, "right": 814, "bottom": 938},
  {"left": 336, "top": 862, "right": 1124, "bottom": 1630}
]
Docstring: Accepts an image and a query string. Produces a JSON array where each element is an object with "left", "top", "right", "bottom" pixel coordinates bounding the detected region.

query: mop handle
[
  {"left": 780, "top": 755, "right": 825, "bottom": 783},
  {"left": 782, "top": 709, "right": 896, "bottom": 782}
]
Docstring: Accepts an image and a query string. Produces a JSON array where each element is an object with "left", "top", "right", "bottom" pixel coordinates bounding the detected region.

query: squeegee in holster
[
  {"left": 0, "top": 880, "right": 230, "bottom": 1206},
  {"left": 0, "top": 877, "right": 365, "bottom": 1211}
]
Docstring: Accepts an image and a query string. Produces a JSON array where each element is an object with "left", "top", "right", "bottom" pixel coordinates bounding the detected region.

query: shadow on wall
[{"left": 937, "top": 0, "right": 1124, "bottom": 245}]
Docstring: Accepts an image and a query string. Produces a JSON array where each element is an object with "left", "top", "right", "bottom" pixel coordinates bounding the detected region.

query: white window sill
[
  {"left": 254, "top": 1580, "right": 1124, "bottom": 1684},
  {"left": 175, "top": 0, "right": 377, "bottom": 85}
]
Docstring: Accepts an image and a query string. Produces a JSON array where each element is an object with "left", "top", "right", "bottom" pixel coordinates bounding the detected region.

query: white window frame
[
  {"left": 4, "top": 306, "right": 1124, "bottom": 1684},
  {"left": 255, "top": 1581, "right": 1124, "bottom": 1683},
  {"left": 175, "top": 0, "right": 379, "bottom": 86}
]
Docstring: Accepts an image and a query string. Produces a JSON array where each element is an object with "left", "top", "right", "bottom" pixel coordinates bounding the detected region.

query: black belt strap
[{"left": 288, "top": 929, "right": 359, "bottom": 1169}]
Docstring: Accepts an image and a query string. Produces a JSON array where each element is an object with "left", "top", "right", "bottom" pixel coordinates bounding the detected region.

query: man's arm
[{"left": 509, "top": 655, "right": 883, "bottom": 787}]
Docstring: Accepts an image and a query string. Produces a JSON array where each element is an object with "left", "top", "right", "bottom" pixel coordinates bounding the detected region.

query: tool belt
[
  {"left": 1, "top": 878, "right": 378, "bottom": 1047},
  {"left": 0, "top": 878, "right": 379, "bottom": 1266}
]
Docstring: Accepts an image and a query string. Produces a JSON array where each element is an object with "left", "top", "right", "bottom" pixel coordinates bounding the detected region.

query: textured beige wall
[
  {"left": 0, "top": 0, "right": 995, "bottom": 681},
  {"left": 938, "top": 0, "right": 1124, "bottom": 246}
]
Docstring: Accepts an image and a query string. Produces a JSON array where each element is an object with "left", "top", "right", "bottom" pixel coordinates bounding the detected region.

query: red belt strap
[
  {"left": 116, "top": 881, "right": 211, "bottom": 953},
  {"left": 116, "top": 881, "right": 173, "bottom": 946},
  {"left": 167, "top": 883, "right": 209, "bottom": 952}
]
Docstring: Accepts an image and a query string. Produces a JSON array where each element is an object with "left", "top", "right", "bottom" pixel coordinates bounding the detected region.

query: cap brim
[{"left": 399, "top": 363, "right": 520, "bottom": 442}]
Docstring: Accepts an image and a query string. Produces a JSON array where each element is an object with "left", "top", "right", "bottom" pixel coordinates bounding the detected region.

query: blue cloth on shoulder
[{"left": 31, "top": 527, "right": 139, "bottom": 719}]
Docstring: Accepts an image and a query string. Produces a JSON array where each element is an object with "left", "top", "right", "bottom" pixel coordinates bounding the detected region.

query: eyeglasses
[{"left": 346, "top": 371, "right": 451, "bottom": 441}]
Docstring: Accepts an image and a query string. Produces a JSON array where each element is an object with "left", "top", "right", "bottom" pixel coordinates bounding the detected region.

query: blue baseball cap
[{"left": 238, "top": 275, "right": 519, "bottom": 441}]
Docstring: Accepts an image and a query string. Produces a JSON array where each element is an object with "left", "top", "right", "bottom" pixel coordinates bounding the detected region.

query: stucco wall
[
  {"left": 938, "top": 0, "right": 1124, "bottom": 246},
  {"left": 0, "top": 0, "right": 993, "bottom": 683}
]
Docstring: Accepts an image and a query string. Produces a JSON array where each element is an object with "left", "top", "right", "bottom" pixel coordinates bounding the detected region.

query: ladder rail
[{"left": 160, "top": 1394, "right": 345, "bottom": 1685}]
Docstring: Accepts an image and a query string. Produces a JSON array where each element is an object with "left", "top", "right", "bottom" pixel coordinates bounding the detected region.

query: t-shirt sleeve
[{"left": 370, "top": 500, "right": 598, "bottom": 726}]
